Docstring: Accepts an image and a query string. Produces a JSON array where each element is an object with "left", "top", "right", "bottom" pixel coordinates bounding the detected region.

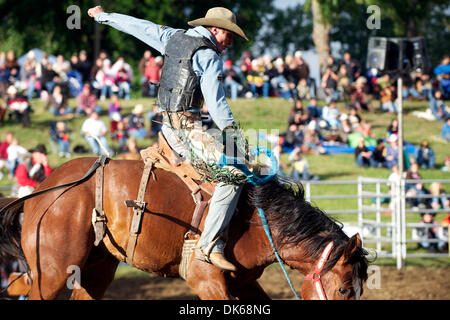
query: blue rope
[
  {"left": 258, "top": 208, "right": 301, "bottom": 300},
  {"left": 219, "top": 147, "right": 301, "bottom": 299}
]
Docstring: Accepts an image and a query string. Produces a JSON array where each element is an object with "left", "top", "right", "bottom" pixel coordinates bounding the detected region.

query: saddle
[{"left": 123, "top": 132, "right": 216, "bottom": 273}]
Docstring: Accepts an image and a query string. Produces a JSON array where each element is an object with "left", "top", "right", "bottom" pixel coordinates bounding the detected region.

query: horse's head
[
  {"left": 247, "top": 177, "right": 370, "bottom": 300},
  {"left": 299, "top": 233, "right": 368, "bottom": 300}
]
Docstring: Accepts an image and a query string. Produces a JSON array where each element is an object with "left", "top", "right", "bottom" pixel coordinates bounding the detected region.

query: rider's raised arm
[{"left": 94, "top": 12, "right": 181, "bottom": 54}]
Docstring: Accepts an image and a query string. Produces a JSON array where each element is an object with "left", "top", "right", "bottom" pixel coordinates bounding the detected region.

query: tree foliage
[
  {"left": 255, "top": 4, "right": 314, "bottom": 57},
  {"left": 0, "top": 0, "right": 273, "bottom": 64}
]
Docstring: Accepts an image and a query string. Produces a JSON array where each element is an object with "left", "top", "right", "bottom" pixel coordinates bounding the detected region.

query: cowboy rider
[{"left": 88, "top": 6, "right": 248, "bottom": 271}]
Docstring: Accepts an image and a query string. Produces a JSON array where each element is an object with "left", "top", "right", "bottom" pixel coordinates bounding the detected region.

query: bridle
[{"left": 303, "top": 241, "right": 334, "bottom": 300}]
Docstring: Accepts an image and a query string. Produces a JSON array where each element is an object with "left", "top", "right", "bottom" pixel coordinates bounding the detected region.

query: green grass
[{"left": 1, "top": 95, "right": 449, "bottom": 265}]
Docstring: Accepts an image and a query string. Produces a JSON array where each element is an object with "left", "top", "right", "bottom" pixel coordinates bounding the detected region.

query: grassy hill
[
  {"left": 1, "top": 95, "right": 449, "bottom": 266},
  {"left": 1, "top": 95, "right": 449, "bottom": 187}
]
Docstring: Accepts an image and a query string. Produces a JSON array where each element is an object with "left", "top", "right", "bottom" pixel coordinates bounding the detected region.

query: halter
[{"left": 303, "top": 241, "right": 334, "bottom": 300}]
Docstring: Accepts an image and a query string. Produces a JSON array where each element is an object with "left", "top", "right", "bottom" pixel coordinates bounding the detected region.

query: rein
[{"left": 220, "top": 147, "right": 302, "bottom": 299}]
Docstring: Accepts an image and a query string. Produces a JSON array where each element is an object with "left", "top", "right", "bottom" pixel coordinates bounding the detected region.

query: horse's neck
[
  {"left": 230, "top": 207, "right": 315, "bottom": 273},
  {"left": 232, "top": 207, "right": 323, "bottom": 275}
]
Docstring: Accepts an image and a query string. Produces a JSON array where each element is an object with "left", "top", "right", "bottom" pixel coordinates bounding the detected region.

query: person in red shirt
[
  {"left": 14, "top": 144, "right": 52, "bottom": 197},
  {"left": 0, "top": 131, "right": 14, "bottom": 161}
]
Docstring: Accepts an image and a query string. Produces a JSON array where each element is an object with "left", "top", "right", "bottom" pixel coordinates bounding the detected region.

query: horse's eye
[{"left": 339, "top": 287, "right": 349, "bottom": 296}]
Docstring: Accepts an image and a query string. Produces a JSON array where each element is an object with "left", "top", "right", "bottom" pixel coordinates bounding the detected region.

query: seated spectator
[
  {"left": 429, "top": 90, "right": 449, "bottom": 121},
  {"left": 127, "top": 104, "right": 148, "bottom": 139},
  {"left": 271, "top": 58, "right": 291, "bottom": 99},
  {"left": 0, "top": 131, "right": 14, "bottom": 178},
  {"left": 107, "top": 94, "right": 122, "bottom": 120},
  {"left": 429, "top": 182, "right": 449, "bottom": 210},
  {"left": 6, "top": 85, "right": 31, "bottom": 127},
  {"left": 139, "top": 50, "right": 152, "bottom": 96},
  {"left": 337, "top": 64, "right": 351, "bottom": 100},
  {"left": 81, "top": 111, "right": 111, "bottom": 156},
  {"left": 40, "top": 55, "right": 58, "bottom": 95},
  {"left": 223, "top": 59, "right": 243, "bottom": 100},
  {"left": 322, "top": 100, "right": 341, "bottom": 129},
  {"left": 302, "top": 120, "right": 326, "bottom": 154},
  {"left": 385, "top": 134, "right": 400, "bottom": 168},
  {"left": 354, "top": 138, "right": 374, "bottom": 167},
  {"left": 320, "top": 66, "right": 339, "bottom": 103},
  {"left": 288, "top": 99, "right": 309, "bottom": 125},
  {"left": 46, "top": 84, "right": 74, "bottom": 118},
  {"left": 379, "top": 85, "right": 398, "bottom": 113},
  {"left": 414, "top": 140, "right": 436, "bottom": 169},
  {"left": 55, "top": 121, "right": 71, "bottom": 158},
  {"left": 356, "top": 120, "right": 376, "bottom": 139},
  {"left": 96, "top": 59, "right": 115, "bottom": 101},
  {"left": 0, "top": 131, "right": 13, "bottom": 174},
  {"left": 405, "top": 163, "right": 428, "bottom": 208},
  {"left": 351, "top": 84, "right": 374, "bottom": 113},
  {"left": 283, "top": 117, "right": 304, "bottom": 150},
  {"left": 296, "top": 78, "right": 311, "bottom": 100},
  {"left": 414, "top": 211, "right": 447, "bottom": 252},
  {"left": 387, "top": 118, "right": 399, "bottom": 138},
  {"left": 338, "top": 116, "right": 353, "bottom": 144},
  {"left": 77, "top": 83, "right": 101, "bottom": 115},
  {"left": 147, "top": 104, "right": 163, "bottom": 136},
  {"left": 289, "top": 147, "right": 317, "bottom": 181},
  {"left": 348, "top": 106, "right": 362, "bottom": 129},
  {"left": 371, "top": 138, "right": 387, "bottom": 168},
  {"left": 6, "top": 137, "right": 27, "bottom": 180},
  {"left": 20, "top": 51, "right": 40, "bottom": 101},
  {"left": 77, "top": 50, "right": 92, "bottom": 85},
  {"left": 111, "top": 120, "right": 128, "bottom": 151},
  {"left": 52, "top": 54, "right": 70, "bottom": 82},
  {"left": 144, "top": 55, "right": 163, "bottom": 98},
  {"left": 434, "top": 55, "right": 450, "bottom": 99},
  {"left": 113, "top": 57, "right": 132, "bottom": 100},
  {"left": 442, "top": 156, "right": 450, "bottom": 172},
  {"left": 441, "top": 117, "right": 450, "bottom": 142},
  {"left": 117, "top": 137, "right": 142, "bottom": 160},
  {"left": 0, "top": 60, "right": 10, "bottom": 98},
  {"left": 247, "top": 59, "right": 269, "bottom": 98},
  {"left": 306, "top": 97, "right": 322, "bottom": 121},
  {"left": 14, "top": 144, "right": 52, "bottom": 197}
]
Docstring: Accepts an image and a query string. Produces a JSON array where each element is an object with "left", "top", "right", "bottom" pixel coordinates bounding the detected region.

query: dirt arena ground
[{"left": 104, "top": 265, "right": 450, "bottom": 300}]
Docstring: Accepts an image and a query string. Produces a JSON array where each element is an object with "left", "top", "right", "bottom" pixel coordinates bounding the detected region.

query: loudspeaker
[
  {"left": 410, "top": 37, "right": 431, "bottom": 73},
  {"left": 389, "top": 38, "right": 414, "bottom": 72},
  {"left": 366, "top": 37, "right": 388, "bottom": 70}
]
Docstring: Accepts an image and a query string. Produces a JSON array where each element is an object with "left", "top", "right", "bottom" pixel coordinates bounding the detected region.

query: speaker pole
[{"left": 397, "top": 76, "right": 403, "bottom": 176}]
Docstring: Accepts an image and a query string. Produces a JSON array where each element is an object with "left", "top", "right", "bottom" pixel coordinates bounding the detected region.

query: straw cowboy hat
[{"left": 188, "top": 7, "right": 248, "bottom": 41}]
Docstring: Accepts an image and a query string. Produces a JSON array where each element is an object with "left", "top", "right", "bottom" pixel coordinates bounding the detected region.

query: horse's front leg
[
  {"left": 186, "top": 259, "right": 235, "bottom": 300},
  {"left": 229, "top": 280, "right": 271, "bottom": 300}
]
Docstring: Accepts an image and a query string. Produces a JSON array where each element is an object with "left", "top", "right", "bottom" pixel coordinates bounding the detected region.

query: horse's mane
[{"left": 247, "top": 175, "right": 369, "bottom": 282}]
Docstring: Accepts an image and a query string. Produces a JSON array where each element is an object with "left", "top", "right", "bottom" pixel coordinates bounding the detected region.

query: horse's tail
[{"left": 0, "top": 197, "right": 25, "bottom": 261}]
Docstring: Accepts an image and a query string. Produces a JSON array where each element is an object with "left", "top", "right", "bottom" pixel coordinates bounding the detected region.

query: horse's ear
[{"left": 344, "top": 233, "right": 362, "bottom": 262}]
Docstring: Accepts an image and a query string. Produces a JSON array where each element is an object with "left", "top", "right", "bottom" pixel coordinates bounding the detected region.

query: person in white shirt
[
  {"left": 6, "top": 138, "right": 27, "bottom": 179},
  {"left": 81, "top": 111, "right": 111, "bottom": 156}
]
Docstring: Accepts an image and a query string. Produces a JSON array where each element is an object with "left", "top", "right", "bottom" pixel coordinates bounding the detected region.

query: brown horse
[{"left": 0, "top": 157, "right": 369, "bottom": 300}]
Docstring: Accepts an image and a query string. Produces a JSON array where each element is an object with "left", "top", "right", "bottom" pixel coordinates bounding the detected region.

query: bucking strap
[{"left": 125, "top": 160, "right": 155, "bottom": 266}]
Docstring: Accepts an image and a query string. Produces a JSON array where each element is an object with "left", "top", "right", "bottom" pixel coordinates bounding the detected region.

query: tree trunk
[{"left": 311, "top": 0, "right": 332, "bottom": 75}]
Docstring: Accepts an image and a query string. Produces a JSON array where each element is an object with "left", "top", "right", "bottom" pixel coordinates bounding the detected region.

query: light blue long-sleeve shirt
[{"left": 94, "top": 12, "right": 235, "bottom": 130}]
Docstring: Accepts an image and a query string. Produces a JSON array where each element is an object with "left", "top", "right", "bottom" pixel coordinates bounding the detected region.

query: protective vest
[{"left": 157, "top": 30, "right": 219, "bottom": 112}]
